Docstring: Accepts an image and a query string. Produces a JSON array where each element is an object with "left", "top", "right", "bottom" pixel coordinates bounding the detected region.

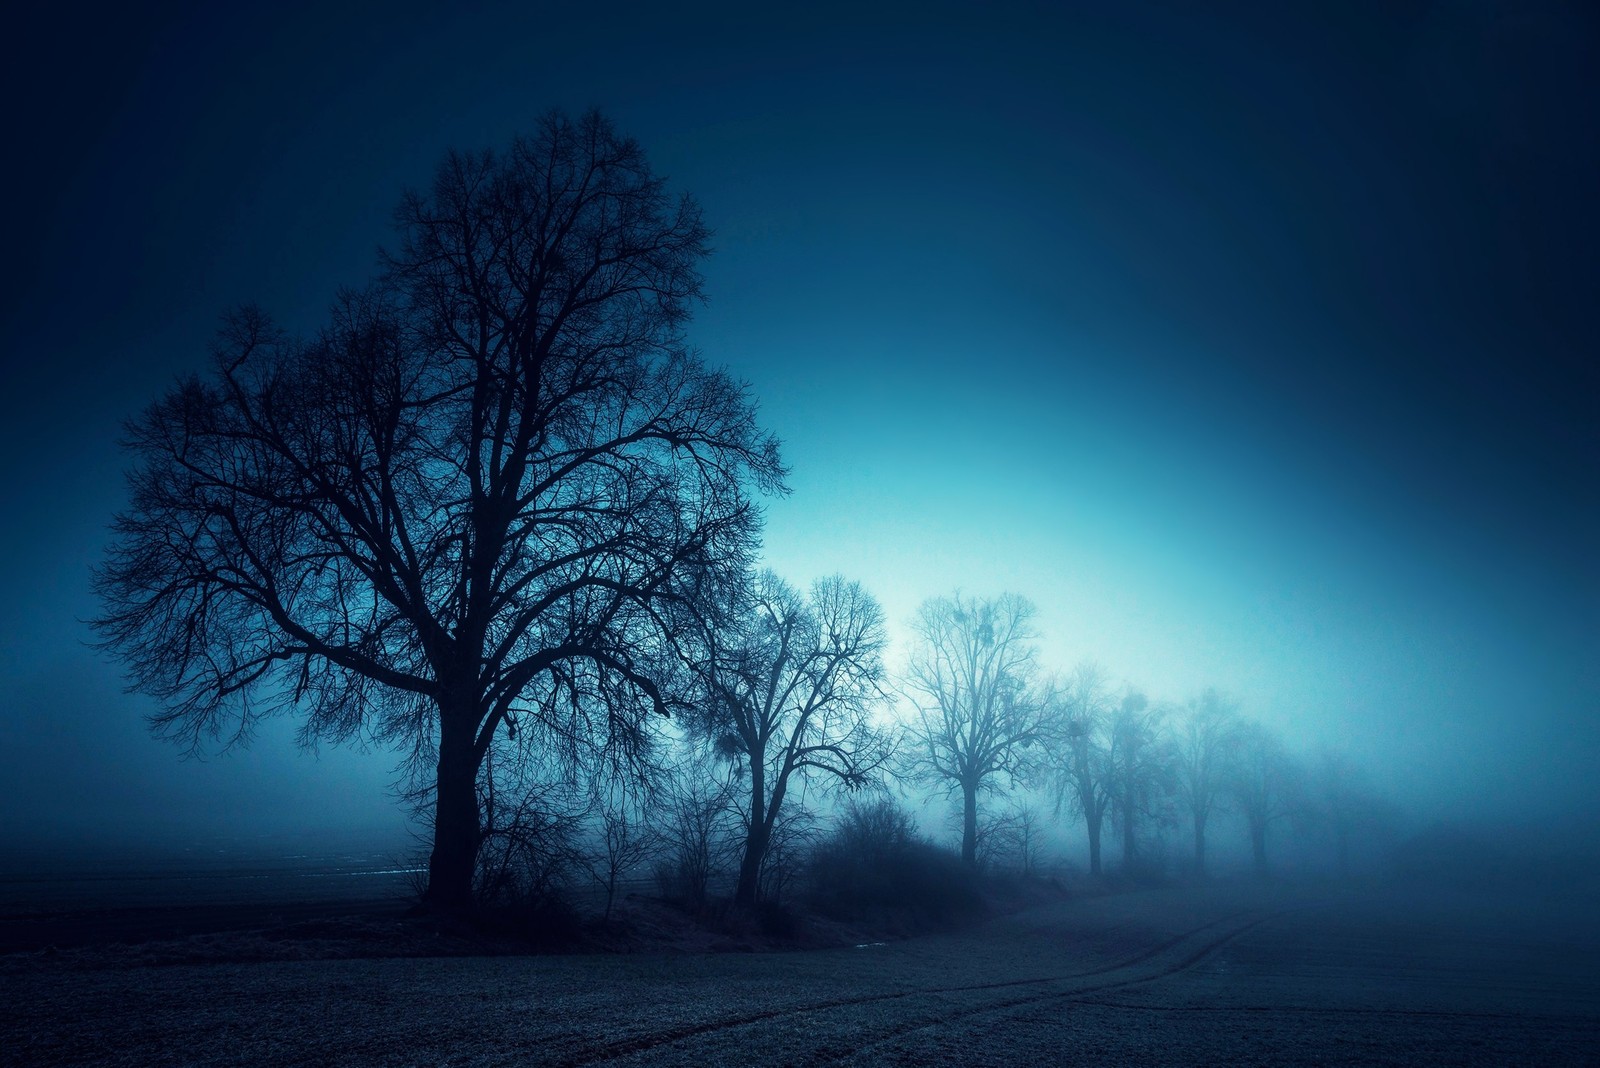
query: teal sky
[{"left": 2, "top": 1, "right": 1594, "bottom": 849}]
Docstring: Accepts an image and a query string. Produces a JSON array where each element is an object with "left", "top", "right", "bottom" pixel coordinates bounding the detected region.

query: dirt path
[{"left": 5, "top": 883, "right": 1595, "bottom": 1066}]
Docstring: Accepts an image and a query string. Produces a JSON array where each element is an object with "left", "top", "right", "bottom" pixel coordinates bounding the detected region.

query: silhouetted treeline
[{"left": 94, "top": 111, "right": 1405, "bottom": 922}]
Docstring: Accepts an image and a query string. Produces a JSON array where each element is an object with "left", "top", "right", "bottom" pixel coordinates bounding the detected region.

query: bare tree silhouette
[
  {"left": 653, "top": 743, "right": 740, "bottom": 907},
  {"left": 1049, "top": 661, "right": 1116, "bottom": 876},
  {"left": 902, "top": 593, "right": 1052, "bottom": 867},
  {"left": 693, "top": 572, "right": 890, "bottom": 907},
  {"left": 93, "top": 111, "right": 785, "bottom": 912},
  {"left": 578, "top": 779, "right": 659, "bottom": 922}
]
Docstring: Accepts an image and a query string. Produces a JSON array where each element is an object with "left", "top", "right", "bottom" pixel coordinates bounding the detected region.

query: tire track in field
[
  {"left": 829, "top": 908, "right": 1295, "bottom": 1063},
  {"left": 1070, "top": 999, "right": 1585, "bottom": 1023},
  {"left": 559, "top": 906, "right": 1289, "bottom": 1066}
]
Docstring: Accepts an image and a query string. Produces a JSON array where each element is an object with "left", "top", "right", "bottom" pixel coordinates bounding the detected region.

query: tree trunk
[
  {"left": 735, "top": 753, "right": 768, "bottom": 907},
  {"left": 961, "top": 783, "right": 979, "bottom": 868},
  {"left": 1086, "top": 811, "right": 1102, "bottom": 877},
  {"left": 735, "top": 821, "right": 769, "bottom": 907},
  {"left": 424, "top": 711, "right": 482, "bottom": 912},
  {"left": 1192, "top": 813, "right": 1207, "bottom": 877}
]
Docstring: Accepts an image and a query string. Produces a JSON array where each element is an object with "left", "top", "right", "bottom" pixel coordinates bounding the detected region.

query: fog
[
  {"left": 2, "top": 3, "right": 1595, "bottom": 895},
  {"left": 4, "top": 8, "right": 1598, "bottom": 1065}
]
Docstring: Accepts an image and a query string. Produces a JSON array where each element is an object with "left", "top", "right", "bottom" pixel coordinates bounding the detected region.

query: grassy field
[{"left": 4, "top": 881, "right": 1595, "bottom": 1065}]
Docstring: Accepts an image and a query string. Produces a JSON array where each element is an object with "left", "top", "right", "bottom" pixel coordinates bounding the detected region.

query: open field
[{"left": 4, "top": 881, "right": 1596, "bottom": 1066}]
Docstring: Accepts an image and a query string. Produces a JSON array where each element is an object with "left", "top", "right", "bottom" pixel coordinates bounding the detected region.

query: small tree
[
  {"left": 92, "top": 111, "right": 785, "bottom": 912},
  {"left": 988, "top": 802, "right": 1049, "bottom": 877},
  {"left": 578, "top": 782, "right": 659, "bottom": 922},
  {"left": 693, "top": 572, "right": 889, "bottom": 907},
  {"left": 470, "top": 747, "right": 586, "bottom": 910},
  {"left": 654, "top": 744, "right": 739, "bottom": 907},
  {"left": 901, "top": 593, "right": 1053, "bottom": 867}
]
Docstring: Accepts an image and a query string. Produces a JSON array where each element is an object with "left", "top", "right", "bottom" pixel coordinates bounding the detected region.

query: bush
[
  {"left": 473, "top": 789, "right": 584, "bottom": 911},
  {"left": 474, "top": 892, "right": 585, "bottom": 948},
  {"left": 808, "top": 800, "right": 984, "bottom": 930},
  {"left": 650, "top": 752, "right": 739, "bottom": 910}
]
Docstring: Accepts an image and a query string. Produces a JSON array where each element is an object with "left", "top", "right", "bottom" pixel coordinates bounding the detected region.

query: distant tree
[
  {"left": 987, "top": 801, "right": 1049, "bottom": 877},
  {"left": 1048, "top": 661, "right": 1116, "bottom": 876},
  {"left": 1311, "top": 748, "right": 1395, "bottom": 878},
  {"left": 901, "top": 593, "right": 1053, "bottom": 867},
  {"left": 1106, "top": 689, "right": 1170, "bottom": 871},
  {"left": 1230, "top": 721, "right": 1302, "bottom": 877},
  {"left": 692, "top": 571, "right": 890, "bottom": 907},
  {"left": 92, "top": 111, "right": 785, "bottom": 913},
  {"left": 1171, "top": 689, "right": 1241, "bottom": 877},
  {"left": 577, "top": 780, "right": 659, "bottom": 922},
  {"left": 963, "top": 807, "right": 1012, "bottom": 872},
  {"left": 653, "top": 743, "right": 739, "bottom": 906}
]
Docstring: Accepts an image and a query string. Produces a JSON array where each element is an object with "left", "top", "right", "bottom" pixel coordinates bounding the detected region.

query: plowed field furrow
[{"left": 572, "top": 908, "right": 1289, "bottom": 1065}]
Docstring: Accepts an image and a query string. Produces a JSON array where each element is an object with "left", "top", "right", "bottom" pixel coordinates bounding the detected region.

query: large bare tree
[
  {"left": 902, "top": 593, "right": 1051, "bottom": 867},
  {"left": 93, "top": 111, "right": 785, "bottom": 912},
  {"left": 695, "top": 572, "right": 890, "bottom": 906}
]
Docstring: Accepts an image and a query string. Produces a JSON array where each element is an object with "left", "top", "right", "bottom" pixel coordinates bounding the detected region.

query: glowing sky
[{"left": 2, "top": 1, "right": 1594, "bottom": 848}]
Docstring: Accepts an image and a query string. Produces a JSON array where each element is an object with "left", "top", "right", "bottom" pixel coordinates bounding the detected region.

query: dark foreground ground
[{"left": 4, "top": 880, "right": 1596, "bottom": 1066}]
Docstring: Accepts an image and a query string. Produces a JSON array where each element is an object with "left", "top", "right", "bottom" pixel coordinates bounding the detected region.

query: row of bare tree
[
  {"left": 92, "top": 110, "right": 1392, "bottom": 915},
  {"left": 897, "top": 592, "right": 1395, "bottom": 881},
  {"left": 459, "top": 580, "right": 1396, "bottom": 914}
]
